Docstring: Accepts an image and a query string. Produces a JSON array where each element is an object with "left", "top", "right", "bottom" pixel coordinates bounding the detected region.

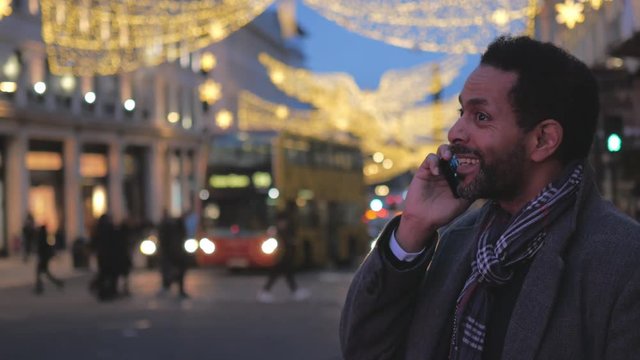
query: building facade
[
  {"left": 535, "top": 0, "right": 640, "bottom": 218},
  {"left": 0, "top": 1, "right": 304, "bottom": 256}
]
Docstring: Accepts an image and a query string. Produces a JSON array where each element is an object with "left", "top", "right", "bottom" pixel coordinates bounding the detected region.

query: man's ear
[{"left": 528, "top": 119, "right": 563, "bottom": 162}]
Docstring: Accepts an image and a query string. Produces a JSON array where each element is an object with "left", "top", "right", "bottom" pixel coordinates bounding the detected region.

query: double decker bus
[{"left": 196, "top": 131, "right": 368, "bottom": 269}]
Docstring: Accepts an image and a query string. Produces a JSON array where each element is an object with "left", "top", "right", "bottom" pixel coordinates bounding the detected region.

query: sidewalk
[{"left": 0, "top": 251, "right": 90, "bottom": 290}]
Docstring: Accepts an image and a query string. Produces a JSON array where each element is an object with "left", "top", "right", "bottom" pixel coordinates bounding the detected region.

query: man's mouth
[{"left": 454, "top": 156, "right": 480, "bottom": 176}]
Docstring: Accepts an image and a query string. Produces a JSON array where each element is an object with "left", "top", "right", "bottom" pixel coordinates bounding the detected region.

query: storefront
[
  {"left": 123, "top": 145, "right": 148, "bottom": 223},
  {"left": 80, "top": 144, "right": 109, "bottom": 237},
  {"left": 27, "top": 140, "right": 65, "bottom": 248}
]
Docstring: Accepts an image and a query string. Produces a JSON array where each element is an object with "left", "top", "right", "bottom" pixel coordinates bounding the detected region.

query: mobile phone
[{"left": 438, "top": 155, "right": 460, "bottom": 198}]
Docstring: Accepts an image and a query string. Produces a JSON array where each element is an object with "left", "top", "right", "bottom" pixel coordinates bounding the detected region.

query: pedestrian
[
  {"left": 34, "top": 224, "right": 64, "bottom": 294},
  {"left": 114, "top": 218, "right": 134, "bottom": 296},
  {"left": 22, "top": 212, "right": 36, "bottom": 262},
  {"left": 340, "top": 36, "right": 640, "bottom": 359},
  {"left": 90, "top": 214, "right": 118, "bottom": 301},
  {"left": 257, "top": 209, "right": 310, "bottom": 303},
  {"left": 157, "top": 211, "right": 190, "bottom": 298}
]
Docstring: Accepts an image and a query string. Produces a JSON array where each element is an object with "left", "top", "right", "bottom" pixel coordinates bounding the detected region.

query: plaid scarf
[{"left": 449, "top": 164, "right": 584, "bottom": 360}]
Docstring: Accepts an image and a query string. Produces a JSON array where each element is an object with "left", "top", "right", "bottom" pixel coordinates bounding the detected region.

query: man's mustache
[{"left": 449, "top": 144, "right": 482, "bottom": 158}]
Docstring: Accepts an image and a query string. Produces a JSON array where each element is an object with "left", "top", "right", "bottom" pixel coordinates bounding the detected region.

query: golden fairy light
[
  {"left": 275, "top": 105, "right": 289, "bottom": 119},
  {"left": 555, "top": 0, "right": 585, "bottom": 29},
  {"left": 589, "top": 0, "right": 603, "bottom": 10},
  {"left": 199, "top": 79, "right": 222, "bottom": 105},
  {"left": 237, "top": 89, "right": 459, "bottom": 184},
  {"left": 253, "top": 51, "right": 466, "bottom": 183},
  {"left": 302, "top": 0, "right": 536, "bottom": 54},
  {"left": 0, "top": 0, "right": 12, "bottom": 19},
  {"left": 216, "top": 109, "right": 234, "bottom": 130},
  {"left": 258, "top": 52, "right": 464, "bottom": 148},
  {"left": 200, "top": 52, "right": 217, "bottom": 73},
  {"left": 552, "top": 0, "right": 613, "bottom": 29},
  {"left": 237, "top": 90, "right": 334, "bottom": 139},
  {"left": 40, "top": 0, "right": 276, "bottom": 76}
]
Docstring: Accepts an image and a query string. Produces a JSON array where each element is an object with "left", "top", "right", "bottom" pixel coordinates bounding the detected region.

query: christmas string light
[
  {"left": 258, "top": 52, "right": 464, "bottom": 143},
  {"left": 0, "top": 0, "right": 12, "bottom": 20},
  {"left": 237, "top": 90, "right": 460, "bottom": 184},
  {"left": 41, "top": 0, "right": 275, "bottom": 75},
  {"left": 302, "top": 0, "right": 537, "bottom": 54}
]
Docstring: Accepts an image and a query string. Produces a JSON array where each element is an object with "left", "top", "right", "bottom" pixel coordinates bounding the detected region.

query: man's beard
[{"left": 451, "top": 141, "right": 527, "bottom": 201}]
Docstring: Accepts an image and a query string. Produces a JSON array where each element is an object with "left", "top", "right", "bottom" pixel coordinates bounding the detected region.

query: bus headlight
[
  {"left": 261, "top": 237, "right": 278, "bottom": 255},
  {"left": 140, "top": 239, "right": 157, "bottom": 256},
  {"left": 199, "top": 237, "right": 215, "bottom": 255},
  {"left": 184, "top": 238, "right": 199, "bottom": 253}
]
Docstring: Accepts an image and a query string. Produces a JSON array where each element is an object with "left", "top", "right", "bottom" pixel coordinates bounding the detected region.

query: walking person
[
  {"left": 34, "top": 224, "right": 63, "bottom": 294},
  {"left": 257, "top": 209, "right": 310, "bottom": 303},
  {"left": 22, "top": 212, "right": 36, "bottom": 262},
  {"left": 157, "top": 211, "right": 190, "bottom": 298},
  {"left": 340, "top": 36, "right": 640, "bottom": 359},
  {"left": 114, "top": 219, "right": 134, "bottom": 296},
  {"left": 90, "top": 214, "right": 118, "bottom": 301}
]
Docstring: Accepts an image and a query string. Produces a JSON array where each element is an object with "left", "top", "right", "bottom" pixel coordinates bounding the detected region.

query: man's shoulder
[
  {"left": 571, "top": 195, "right": 640, "bottom": 273},
  {"left": 578, "top": 195, "right": 640, "bottom": 244}
]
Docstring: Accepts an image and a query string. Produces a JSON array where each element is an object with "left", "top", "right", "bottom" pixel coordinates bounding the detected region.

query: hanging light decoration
[
  {"left": 554, "top": 0, "right": 613, "bottom": 29},
  {"left": 199, "top": 79, "right": 222, "bottom": 105},
  {"left": 238, "top": 90, "right": 334, "bottom": 138},
  {"left": 555, "top": 0, "right": 585, "bottom": 29},
  {"left": 258, "top": 52, "right": 464, "bottom": 145},
  {"left": 40, "top": 0, "right": 276, "bottom": 76},
  {"left": 302, "top": 0, "right": 537, "bottom": 54},
  {"left": 255, "top": 51, "right": 465, "bottom": 183},
  {"left": 0, "top": 0, "right": 12, "bottom": 20},
  {"left": 215, "top": 109, "right": 234, "bottom": 130},
  {"left": 237, "top": 89, "right": 459, "bottom": 184},
  {"left": 200, "top": 52, "right": 218, "bottom": 73}
]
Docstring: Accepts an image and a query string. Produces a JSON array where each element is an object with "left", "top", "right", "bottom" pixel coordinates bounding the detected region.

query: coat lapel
[
  {"left": 501, "top": 188, "right": 584, "bottom": 360},
  {"left": 502, "top": 162, "right": 597, "bottom": 360},
  {"left": 411, "top": 216, "right": 485, "bottom": 359}
]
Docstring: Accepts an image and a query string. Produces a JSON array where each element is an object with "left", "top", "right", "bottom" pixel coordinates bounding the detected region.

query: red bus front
[{"left": 196, "top": 225, "right": 280, "bottom": 269}]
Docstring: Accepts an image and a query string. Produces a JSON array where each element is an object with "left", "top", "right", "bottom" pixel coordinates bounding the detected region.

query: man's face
[{"left": 448, "top": 65, "right": 529, "bottom": 201}]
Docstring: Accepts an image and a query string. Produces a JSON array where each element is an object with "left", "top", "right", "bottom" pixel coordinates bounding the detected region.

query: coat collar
[{"left": 500, "top": 161, "right": 598, "bottom": 360}]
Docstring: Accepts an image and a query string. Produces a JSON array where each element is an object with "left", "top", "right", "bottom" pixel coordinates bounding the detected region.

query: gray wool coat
[{"left": 340, "top": 165, "right": 640, "bottom": 360}]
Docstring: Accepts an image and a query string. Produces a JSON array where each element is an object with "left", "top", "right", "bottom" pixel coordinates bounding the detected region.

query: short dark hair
[{"left": 480, "top": 36, "right": 599, "bottom": 163}]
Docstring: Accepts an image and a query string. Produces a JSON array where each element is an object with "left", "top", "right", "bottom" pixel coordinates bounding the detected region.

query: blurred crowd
[{"left": 20, "top": 210, "right": 197, "bottom": 301}]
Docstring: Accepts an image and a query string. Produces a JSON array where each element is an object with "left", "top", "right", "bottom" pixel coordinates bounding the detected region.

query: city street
[{"left": 0, "top": 265, "right": 356, "bottom": 360}]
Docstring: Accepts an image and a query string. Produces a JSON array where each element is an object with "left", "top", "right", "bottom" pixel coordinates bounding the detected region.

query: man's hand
[{"left": 396, "top": 145, "right": 472, "bottom": 252}]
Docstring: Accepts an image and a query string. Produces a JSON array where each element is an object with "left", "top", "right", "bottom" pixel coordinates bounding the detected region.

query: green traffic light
[{"left": 607, "top": 133, "right": 622, "bottom": 152}]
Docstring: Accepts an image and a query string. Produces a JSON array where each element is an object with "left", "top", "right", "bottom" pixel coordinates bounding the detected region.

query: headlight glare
[
  {"left": 184, "top": 238, "right": 199, "bottom": 253},
  {"left": 199, "top": 237, "right": 216, "bottom": 254},
  {"left": 261, "top": 237, "right": 278, "bottom": 255},
  {"left": 140, "top": 239, "right": 157, "bottom": 256}
]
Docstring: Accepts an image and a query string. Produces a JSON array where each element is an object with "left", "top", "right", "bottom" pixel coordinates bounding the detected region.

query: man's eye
[
  {"left": 457, "top": 108, "right": 463, "bottom": 116},
  {"left": 476, "top": 112, "right": 489, "bottom": 121}
]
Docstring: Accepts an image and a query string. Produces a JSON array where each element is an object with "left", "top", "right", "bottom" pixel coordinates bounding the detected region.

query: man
[
  {"left": 22, "top": 212, "right": 36, "bottom": 262},
  {"left": 340, "top": 36, "right": 640, "bottom": 360},
  {"left": 34, "top": 224, "right": 64, "bottom": 294},
  {"left": 157, "top": 210, "right": 190, "bottom": 298},
  {"left": 257, "top": 209, "right": 310, "bottom": 302}
]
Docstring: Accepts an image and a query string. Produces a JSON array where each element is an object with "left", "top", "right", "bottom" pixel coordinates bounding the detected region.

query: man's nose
[{"left": 447, "top": 117, "right": 467, "bottom": 144}]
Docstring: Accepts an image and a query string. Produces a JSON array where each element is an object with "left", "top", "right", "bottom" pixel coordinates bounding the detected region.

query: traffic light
[{"left": 604, "top": 116, "right": 623, "bottom": 153}]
